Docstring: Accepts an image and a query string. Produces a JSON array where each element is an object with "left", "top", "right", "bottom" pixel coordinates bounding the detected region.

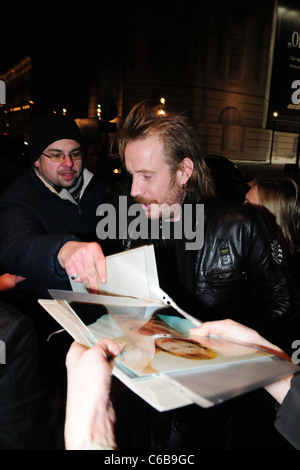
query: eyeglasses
[{"left": 42, "top": 149, "right": 83, "bottom": 162}]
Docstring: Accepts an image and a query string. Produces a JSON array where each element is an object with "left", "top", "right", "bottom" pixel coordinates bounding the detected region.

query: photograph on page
[{"left": 89, "top": 307, "right": 273, "bottom": 378}]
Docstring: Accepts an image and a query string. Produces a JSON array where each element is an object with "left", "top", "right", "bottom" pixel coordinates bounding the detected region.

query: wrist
[
  {"left": 65, "top": 397, "right": 117, "bottom": 451},
  {"left": 264, "top": 374, "right": 293, "bottom": 404},
  {"left": 89, "top": 401, "right": 117, "bottom": 450},
  {"left": 57, "top": 240, "right": 76, "bottom": 268},
  {"left": 72, "top": 435, "right": 117, "bottom": 451}
]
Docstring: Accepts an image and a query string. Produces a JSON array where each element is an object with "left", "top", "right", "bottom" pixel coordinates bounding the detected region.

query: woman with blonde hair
[
  {"left": 245, "top": 176, "right": 300, "bottom": 255},
  {"left": 245, "top": 176, "right": 300, "bottom": 354}
]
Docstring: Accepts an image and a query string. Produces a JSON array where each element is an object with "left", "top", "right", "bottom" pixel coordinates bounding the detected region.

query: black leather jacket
[
  {"left": 124, "top": 198, "right": 291, "bottom": 340},
  {"left": 176, "top": 200, "right": 291, "bottom": 332}
]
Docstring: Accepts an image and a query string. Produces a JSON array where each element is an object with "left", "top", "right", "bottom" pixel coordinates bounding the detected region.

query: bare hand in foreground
[
  {"left": 58, "top": 241, "right": 107, "bottom": 293},
  {"left": 191, "top": 319, "right": 293, "bottom": 404},
  {"left": 64, "top": 339, "right": 121, "bottom": 450},
  {"left": 190, "top": 319, "right": 287, "bottom": 357}
]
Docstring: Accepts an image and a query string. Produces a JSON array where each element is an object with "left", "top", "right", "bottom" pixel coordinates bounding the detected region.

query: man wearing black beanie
[
  {"left": 31, "top": 114, "right": 84, "bottom": 195},
  {"left": 0, "top": 114, "right": 108, "bottom": 299},
  {"left": 0, "top": 114, "right": 114, "bottom": 449}
]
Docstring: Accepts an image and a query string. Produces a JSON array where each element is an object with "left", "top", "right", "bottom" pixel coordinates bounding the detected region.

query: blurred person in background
[
  {"left": 245, "top": 176, "right": 300, "bottom": 276},
  {"left": 245, "top": 176, "right": 300, "bottom": 354},
  {"left": 0, "top": 270, "right": 64, "bottom": 449}
]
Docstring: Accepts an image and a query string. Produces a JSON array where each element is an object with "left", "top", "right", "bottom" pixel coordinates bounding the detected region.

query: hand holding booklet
[{"left": 39, "top": 245, "right": 299, "bottom": 411}]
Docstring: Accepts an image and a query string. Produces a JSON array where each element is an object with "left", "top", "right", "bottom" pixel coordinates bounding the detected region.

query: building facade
[{"left": 1, "top": 0, "right": 299, "bottom": 163}]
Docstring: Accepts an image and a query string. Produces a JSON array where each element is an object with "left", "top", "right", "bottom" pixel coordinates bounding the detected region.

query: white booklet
[{"left": 39, "top": 245, "right": 300, "bottom": 411}]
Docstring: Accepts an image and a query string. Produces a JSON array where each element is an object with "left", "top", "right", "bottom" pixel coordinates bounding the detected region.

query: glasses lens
[
  {"left": 47, "top": 151, "right": 83, "bottom": 162},
  {"left": 70, "top": 150, "right": 83, "bottom": 160},
  {"left": 49, "top": 153, "right": 65, "bottom": 162}
]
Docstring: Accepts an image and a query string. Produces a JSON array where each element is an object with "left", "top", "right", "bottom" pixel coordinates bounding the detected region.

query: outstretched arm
[
  {"left": 64, "top": 339, "right": 121, "bottom": 450},
  {"left": 191, "top": 319, "right": 293, "bottom": 404}
]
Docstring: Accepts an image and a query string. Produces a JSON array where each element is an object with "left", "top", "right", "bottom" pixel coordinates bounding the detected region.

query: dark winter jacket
[
  {"left": 0, "top": 168, "right": 107, "bottom": 296},
  {"left": 0, "top": 301, "right": 64, "bottom": 449},
  {"left": 275, "top": 372, "right": 300, "bottom": 450}
]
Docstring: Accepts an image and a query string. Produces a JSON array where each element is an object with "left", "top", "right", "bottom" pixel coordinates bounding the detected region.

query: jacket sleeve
[
  {"left": 274, "top": 372, "right": 300, "bottom": 450},
  {"left": 0, "top": 201, "right": 78, "bottom": 286},
  {"left": 0, "top": 304, "right": 64, "bottom": 449},
  {"left": 244, "top": 209, "right": 291, "bottom": 329}
]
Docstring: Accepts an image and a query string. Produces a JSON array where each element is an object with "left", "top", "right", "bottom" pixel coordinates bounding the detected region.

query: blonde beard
[{"left": 135, "top": 176, "right": 186, "bottom": 221}]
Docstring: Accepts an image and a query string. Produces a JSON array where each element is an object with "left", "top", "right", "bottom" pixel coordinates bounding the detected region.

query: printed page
[
  {"left": 38, "top": 297, "right": 300, "bottom": 410},
  {"left": 90, "top": 311, "right": 273, "bottom": 378}
]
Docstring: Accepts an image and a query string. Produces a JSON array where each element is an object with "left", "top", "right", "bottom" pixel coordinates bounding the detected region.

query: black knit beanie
[{"left": 30, "top": 114, "right": 82, "bottom": 163}]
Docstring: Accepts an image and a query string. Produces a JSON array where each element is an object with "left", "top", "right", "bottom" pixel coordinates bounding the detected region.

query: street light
[
  {"left": 157, "top": 97, "right": 166, "bottom": 116},
  {"left": 97, "top": 104, "right": 102, "bottom": 120},
  {"left": 269, "top": 111, "right": 278, "bottom": 164}
]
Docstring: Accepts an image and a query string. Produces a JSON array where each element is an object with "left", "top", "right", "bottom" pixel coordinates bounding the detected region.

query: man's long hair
[{"left": 118, "top": 101, "right": 215, "bottom": 202}]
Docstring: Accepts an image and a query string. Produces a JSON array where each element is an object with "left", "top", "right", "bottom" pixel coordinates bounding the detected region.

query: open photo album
[{"left": 39, "top": 245, "right": 300, "bottom": 411}]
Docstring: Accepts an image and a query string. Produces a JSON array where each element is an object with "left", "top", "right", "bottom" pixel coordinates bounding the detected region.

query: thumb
[
  {"left": 190, "top": 322, "right": 213, "bottom": 337},
  {"left": 95, "top": 339, "right": 122, "bottom": 360}
]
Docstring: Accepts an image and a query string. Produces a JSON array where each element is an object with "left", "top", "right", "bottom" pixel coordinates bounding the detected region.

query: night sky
[
  {"left": 0, "top": 1, "right": 106, "bottom": 74},
  {"left": 2, "top": 0, "right": 299, "bottom": 76},
  {"left": 1, "top": 4, "right": 32, "bottom": 73}
]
